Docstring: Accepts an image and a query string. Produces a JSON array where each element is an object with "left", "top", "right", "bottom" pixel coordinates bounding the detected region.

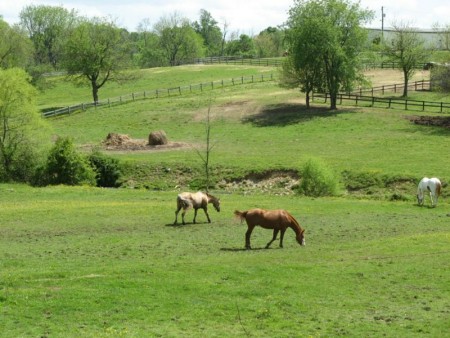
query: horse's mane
[{"left": 285, "top": 211, "right": 304, "bottom": 233}]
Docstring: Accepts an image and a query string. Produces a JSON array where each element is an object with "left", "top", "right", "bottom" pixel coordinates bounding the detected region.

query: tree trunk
[
  {"left": 92, "top": 82, "right": 99, "bottom": 103},
  {"left": 305, "top": 91, "right": 310, "bottom": 109},
  {"left": 403, "top": 70, "right": 409, "bottom": 97},
  {"left": 330, "top": 93, "right": 338, "bottom": 110}
]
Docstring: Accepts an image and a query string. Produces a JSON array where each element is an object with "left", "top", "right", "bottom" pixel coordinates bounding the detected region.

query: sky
[{"left": 1, "top": 0, "right": 449, "bottom": 35}]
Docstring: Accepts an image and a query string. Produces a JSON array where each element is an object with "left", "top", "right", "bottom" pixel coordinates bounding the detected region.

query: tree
[
  {"left": 0, "top": 18, "right": 33, "bottom": 69},
  {"left": 62, "top": 17, "right": 133, "bottom": 103},
  {"left": 383, "top": 23, "right": 429, "bottom": 97},
  {"left": 225, "top": 34, "right": 255, "bottom": 57},
  {"left": 285, "top": 0, "right": 373, "bottom": 109},
  {"left": 193, "top": 9, "right": 223, "bottom": 56},
  {"left": 135, "top": 18, "right": 166, "bottom": 68},
  {"left": 155, "top": 12, "right": 204, "bottom": 66},
  {"left": 44, "top": 137, "right": 95, "bottom": 186},
  {"left": 0, "top": 68, "right": 48, "bottom": 182},
  {"left": 254, "top": 27, "right": 285, "bottom": 58},
  {"left": 19, "top": 4, "right": 78, "bottom": 68}
]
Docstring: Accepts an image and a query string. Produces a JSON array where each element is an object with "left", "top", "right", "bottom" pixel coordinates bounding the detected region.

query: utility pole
[{"left": 381, "top": 6, "right": 386, "bottom": 39}]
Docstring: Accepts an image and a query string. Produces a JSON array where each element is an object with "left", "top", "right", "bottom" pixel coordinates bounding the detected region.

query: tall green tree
[
  {"left": 0, "top": 18, "right": 33, "bottom": 69},
  {"left": 155, "top": 12, "right": 204, "bottom": 66},
  {"left": 383, "top": 23, "right": 429, "bottom": 97},
  {"left": 0, "top": 68, "right": 48, "bottom": 182},
  {"left": 19, "top": 4, "right": 78, "bottom": 68},
  {"left": 193, "top": 9, "right": 223, "bottom": 56},
  {"left": 135, "top": 18, "right": 166, "bottom": 68},
  {"left": 62, "top": 17, "right": 133, "bottom": 103},
  {"left": 284, "top": 0, "right": 373, "bottom": 109},
  {"left": 254, "top": 27, "right": 285, "bottom": 58},
  {"left": 225, "top": 34, "right": 255, "bottom": 57}
]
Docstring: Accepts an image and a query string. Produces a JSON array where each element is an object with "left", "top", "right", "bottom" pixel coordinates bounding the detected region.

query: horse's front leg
[
  {"left": 266, "top": 229, "right": 279, "bottom": 249},
  {"left": 192, "top": 208, "right": 198, "bottom": 224},
  {"left": 203, "top": 207, "right": 211, "bottom": 223},
  {"left": 279, "top": 229, "right": 286, "bottom": 248},
  {"left": 245, "top": 225, "right": 255, "bottom": 250}
]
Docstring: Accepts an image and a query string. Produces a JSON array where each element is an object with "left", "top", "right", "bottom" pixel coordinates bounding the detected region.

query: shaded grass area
[{"left": 1, "top": 185, "right": 449, "bottom": 337}]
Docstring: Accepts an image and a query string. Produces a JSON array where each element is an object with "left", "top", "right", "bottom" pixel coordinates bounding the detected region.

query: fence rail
[
  {"left": 312, "top": 93, "right": 450, "bottom": 113},
  {"left": 42, "top": 73, "right": 276, "bottom": 118},
  {"left": 352, "top": 80, "right": 430, "bottom": 96},
  {"left": 189, "top": 57, "right": 428, "bottom": 70}
]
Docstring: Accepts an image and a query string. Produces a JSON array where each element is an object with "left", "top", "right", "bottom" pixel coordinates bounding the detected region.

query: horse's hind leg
[
  {"left": 181, "top": 208, "right": 187, "bottom": 225},
  {"left": 174, "top": 206, "right": 181, "bottom": 225},
  {"left": 245, "top": 225, "right": 255, "bottom": 250}
]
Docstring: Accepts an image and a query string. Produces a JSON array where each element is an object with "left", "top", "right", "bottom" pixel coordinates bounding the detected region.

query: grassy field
[
  {"left": 1, "top": 184, "right": 449, "bottom": 337},
  {"left": 1, "top": 64, "right": 450, "bottom": 337}
]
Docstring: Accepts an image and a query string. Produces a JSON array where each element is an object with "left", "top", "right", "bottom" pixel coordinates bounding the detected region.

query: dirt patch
[
  {"left": 219, "top": 170, "right": 299, "bottom": 195},
  {"left": 102, "top": 133, "right": 191, "bottom": 152},
  {"left": 406, "top": 116, "right": 450, "bottom": 128}
]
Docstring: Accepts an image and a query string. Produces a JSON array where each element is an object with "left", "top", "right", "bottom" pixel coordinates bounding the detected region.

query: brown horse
[
  {"left": 234, "top": 208, "right": 305, "bottom": 249},
  {"left": 174, "top": 191, "right": 220, "bottom": 225}
]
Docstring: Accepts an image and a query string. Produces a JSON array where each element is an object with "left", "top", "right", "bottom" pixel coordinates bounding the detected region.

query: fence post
[
  {"left": 422, "top": 101, "right": 425, "bottom": 111},
  {"left": 405, "top": 100, "right": 408, "bottom": 110},
  {"left": 178, "top": 87, "right": 181, "bottom": 95}
]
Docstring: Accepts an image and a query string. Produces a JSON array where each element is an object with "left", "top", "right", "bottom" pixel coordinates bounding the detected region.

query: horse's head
[
  {"left": 417, "top": 194, "right": 424, "bottom": 206},
  {"left": 207, "top": 194, "right": 220, "bottom": 212},
  {"left": 213, "top": 198, "right": 221, "bottom": 212},
  {"left": 297, "top": 229, "right": 306, "bottom": 246}
]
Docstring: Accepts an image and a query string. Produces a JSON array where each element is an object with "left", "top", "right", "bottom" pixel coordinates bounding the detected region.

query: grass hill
[{"left": 42, "top": 65, "right": 449, "bottom": 198}]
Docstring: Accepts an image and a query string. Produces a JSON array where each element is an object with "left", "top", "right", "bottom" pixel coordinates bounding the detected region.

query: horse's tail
[
  {"left": 436, "top": 182, "right": 442, "bottom": 196},
  {"left": 234, "top": 210, "right": 248, "bottom": 223},
  {"left": 177, "top": 195, "right": 191, "bottom": 209}
]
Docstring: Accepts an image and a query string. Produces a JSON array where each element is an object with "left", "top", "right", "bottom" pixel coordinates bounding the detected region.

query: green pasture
[
  {"left": 1, "top": 185, "right": 449, "bottom": 337},
  {"left": 43, "top": 65, "right": 450, "bottom": 189},
  {"left": 1, "top": 64, "right": 449, "bottom": 336}
]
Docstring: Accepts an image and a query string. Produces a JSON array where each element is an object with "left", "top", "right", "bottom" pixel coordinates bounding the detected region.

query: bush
[
  {"left": 44, "top": 137, "right": 95, "bottom": 186},
  {"left": 296, "top": 158, "right": 339, "bottom": 197},
  {"left": 88, "top": 150, "right": 122, "bottom": 187}
]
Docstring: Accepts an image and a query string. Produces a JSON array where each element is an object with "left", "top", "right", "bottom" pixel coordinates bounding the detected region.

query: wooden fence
[
  {"left": 189, "top": 57, "right": 427, "bottom": 70},
  {"left": 313, "top": 79, "right": 450, "bottom": 114},
  {"left": 42, "top": 73, "right": 276, "bottom": 118},
  {"left": 352, "top": 80, "right": 430, "bottom": 96}
]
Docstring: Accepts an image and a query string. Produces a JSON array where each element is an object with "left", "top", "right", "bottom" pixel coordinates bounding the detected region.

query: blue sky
[{"left": 1, "top": 0, "right": 449, "bottom": 34}]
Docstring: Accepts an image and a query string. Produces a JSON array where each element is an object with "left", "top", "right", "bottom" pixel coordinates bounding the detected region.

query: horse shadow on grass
[
  {"left": 242, "top": 103, "right": 352, "bottom": 127},
  {"left": 220, "top": 247, "right": 268, "bottom": 252}
]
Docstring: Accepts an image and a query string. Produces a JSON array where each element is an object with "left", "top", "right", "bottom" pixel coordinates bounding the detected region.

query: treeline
[{"left": 0, "top": 6, "right": 285, "bottom": 79}]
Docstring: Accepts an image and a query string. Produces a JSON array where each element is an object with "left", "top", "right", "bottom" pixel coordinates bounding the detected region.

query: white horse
[
  {"left": 417, "top": 177, "right": 442, "bottom": 207},
  {"left": 174, "top": 191, "right": 220, "bottom": 225}
]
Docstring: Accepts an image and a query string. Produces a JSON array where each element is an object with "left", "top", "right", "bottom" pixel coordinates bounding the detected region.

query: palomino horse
[
  {"left": 174, "top": 191, "right": 220, "bottom": 225},
  {"left": 234, "top": 208, "right": 305, "bottom": 249},
  {"left": 417, "top": 177, "right": 442, "bottom": 207}
]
